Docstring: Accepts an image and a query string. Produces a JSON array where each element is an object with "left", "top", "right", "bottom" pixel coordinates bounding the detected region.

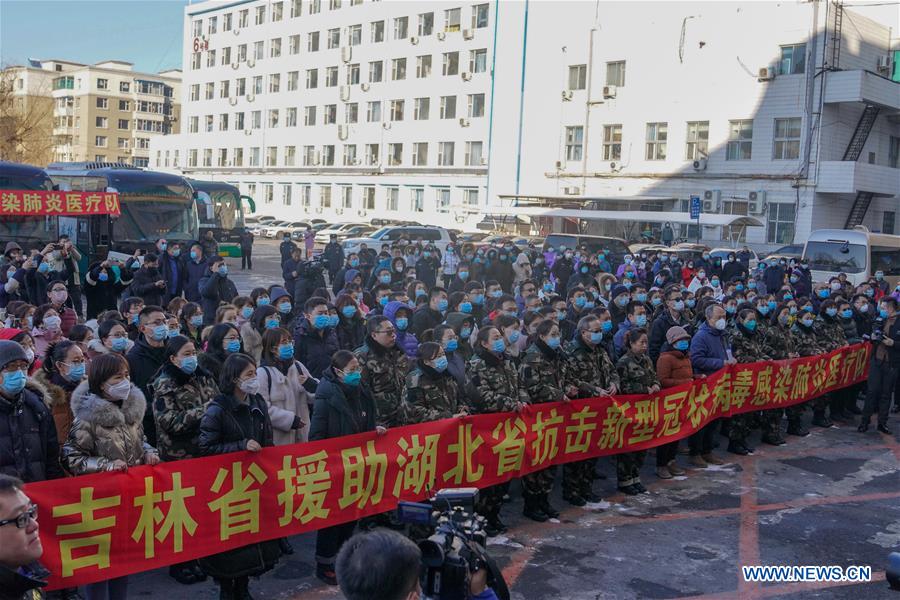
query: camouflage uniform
[
  {"left": 615, "top": 352, "right": 659, "bottom": 488},
  {"left": 356, "top": 340, "right": 410, "bottom": 427},
  {"left": 563, "top": 337, "right": 621, "bottom": 501},
  {"left": 518, "top": 342, "right": 570, "bottom": 511},
  {"left": 731, "top": 326, "right": 782, "bottom": 444},
  {"left": 764, "top": 322, "right": 805, "bottom": 426},
  {"left": 791, "top": 321, "right": 830, "bottom": 421},
  {"left": 403, "top": 366, "right": 462, "bottom": 424},
  {"left": 151, "top": 366, "right": 219, "bottom": 461},
  {"left": 812, "top": 315, "right": 847, "bottom": 423},
  {"left": 467, "top": 348, "right": 529, "bottom": 521}
]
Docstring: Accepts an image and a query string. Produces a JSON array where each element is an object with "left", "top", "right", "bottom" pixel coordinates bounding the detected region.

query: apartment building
[
  {"left": 2, "top": 59, "right": 181, "bottom": 166},
  {"left": 152, "top": 0, "right": 492, "bottom": 227}
]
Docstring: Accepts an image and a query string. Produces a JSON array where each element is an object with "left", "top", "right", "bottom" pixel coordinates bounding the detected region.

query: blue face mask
[
  {"left": 444, "top": 339, "right": 459, "bottom": 353},
  {"left": 879, "top": 308, "right": 889, "bottom": 318},
  {"left": 616, "top": 296, "right": 629, "bottom": 307},
  {"left": 490, "top": 290, "right": 503, "bottom": 298},
  {"left": 1, "top": 369, "right": 27, "bottom": 395},
  {"left": 111, "top": 336, "right": 128, "bottom": 352},
  {"left": 379, "top": 274, "right": 391, "bottom": 284},
  {"left": 98, "top": 271, "right": 109, "bottom": 282},
  {"left": 265, "top": 317, "right": 280, "bottom": 329},
  {"left": 241, "top": 306, "right": 253, "bottom": 319},
  {"left": 131, "top": 313, "right": 140, "bottom": 326},
  {"left": 711, "top": 279, "right": 720, "bottom": 287},
  {"left": 766, "top": 300, "right": 777, "bottom": 311},
  {"left": 459, "top": 302, "right": 473, "bottom": 314},
  {"left": 190, "top": 251, "right": 198, "bottom": 261},
  {"left": 674, "top": 340, "right": 690, "bottom": 352},
  {"left": 375, "top": 296, "right": 387, "bottom": 307},
  {"left": 458, "top": 271, "right": 469, "bottom": 280},
  {"left": 507, "top": 330, "right": 521, "bottom": 344},
  {"left": 342, "top": 305, "right": 358, "bottom": 318},
  {"left": 543, "top": 283, "right": 554, "bottom": 293},
  {"left": 278, "top": 302, "right": 292, "bottom": 314},
  {"left": 590, "top": 331, "right": 604, "bottom": 345},
  {"left": 152, "top": 324, "right": 168, "bottom": 341},
  {"left": 840, "top": 309, "right": 853, "bottom": 319},
  {"left": 623, "top": 281, "right": 633, "bottom": 290},
  {"left": 744, "top": 320, "right": 757, "bottom": 331},
  {"left": 471, "top": 294, "right": 484, "bottom": 305},
  {"left": 556, "top": 310, "right": 566, "bottom": 322},
  {"left": 278, "top": 344, "right": 294, "bottom": 360},
  {"left": 226, "top": 338, "right": 241, "bottom": 353},
  {"left": 64, "top": 363, "right": 86, "bottom": 382},
  {"left": 218, "top": 265, "right": 228, "bottom": 276},
  {"left": 342, "top": 370, "right": 361, "bottom": 386},
  {"left": 584, "top": 301, "right": 596, "bottom": 309},
  {"left": 635, "top": 314, "right": 647, "bottom": 327},
  {"left": 395, "top": 317, "right": 409, "bottom": 331},
  {"left": 179, "top": 355, "right": 198, "bottom": 374},
  {"left": 167, "top": 328, "right": 181, "bottom": 338},
  {"left": 825, "top": 308, "right": 838, "bottom": 317},
  {"left": 433, "top": 356, "right": 449, "bottom": 372},
  {"left": 416, "top": 289, "right": 427, "bottom": 299},
  {"left": 636, "top": 293, "right": 648, "bottom": 303},
  {"left": 601, "top": 320, "right": 613, "bottom": 332},
  {"left": 789, "top": 307, "right": 798, "bottom": 315},
  {"left": 725, "top": 306, "right": 736, "bottom": 315},
  {"left": 783, "top": 294, "right": 794, "bottom": 301},
  {"left": 159, "top": 243, "right": 167, "bottom": 251},
  {"left": 460, "top": 327, "right": 471, "bottom": 339},
  {"left": 491, "top": 339, "right": 506, "bottom": 353},
  {"left": 328, "top": 315, "right": 340, "bottom": 328},
  {"left": 757, "top": 305, "right": 770, "bottom": 315},
  {"left": 437, "top": 299, "right": 449, "bottom": 312},
  {"left": 257, "top": 297, "right": 270, "bottom": 306},
  {"left": 748, "top": 281, "right": 757, "bottom": 289},
  {"left": 349, "top": 259, "right": 360, "bottom": 267},
  {"left": 790, "top": 275, "right": 800, "bottom": 284},
  {"left": 687, "top": 299, "right": 696, "bottom": 308},
  {"left": 173, "top": 249, "right": 181, "bottom": 257},
  {"left": 37, "top": 262, "right": 50, "bottom": 274},
  {"left": 574, "top": 296, "right": 587, "bottom": 308},
  {"left": 190, "top": 315, "right": 203, "bottom": 327},
  {"left": 651, "top": 297, "right": 662, "bottom": 307},
  {"left": 313, "top": 314, "right": 330, "bottom": 329},
  {"left": 735, "top": 284, "right": 745, "bottom": 292},
  {"left": 818, "top": 289, "right": 829, "bottom": 298},
  {"left": 546, "top": 336, "right": 561, "bottom": 349},
  {"left": 802, "top": 305, "right": 813, "bottom": 313}
]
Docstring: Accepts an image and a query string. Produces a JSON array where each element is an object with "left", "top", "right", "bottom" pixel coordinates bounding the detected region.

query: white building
[{"left": 152, "top": 0, "right": 899, "bottom": 248}]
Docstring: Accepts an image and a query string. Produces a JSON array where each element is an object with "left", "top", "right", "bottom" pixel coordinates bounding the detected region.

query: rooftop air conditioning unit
[
  {"left": 563, "top": 186, "right": 581, "bottom": 195},
  {"left": 462, "top": 28, "right": 474, "bottom": 40},
  {"left": 341, "top": 46, "right": 352, "bottom": 63},
  {"left": 748, "top": 190, "right": 767, "bottom": 214},
  {"left": 340, "top": 85, "right": 351, "bottom": 101},
  {"left": 409, "top": 36, "right": 419, "bottom": 45},
  {"left": 757, "top": 66, "right": 776, "bottom": 81},
  {"left": 360, "top": 82, "right": 370, "bottom": 92},
  {"left": 602, "top": 85, "right": 617, "bottom": 99},
  {"left": 461, "top": 71, "right": 472, "bottom": 81},
  {"left": 692, "top": 157, "right": 707, "bottom": 171},
  {"left": 436, "top": 31, "right": 446, "bottom": 41},
  {"left": 609, "top": 161, "right": 620, "bottom": 171},
  {"left": 561, "top": 90, "right": 573, "bottom": 101},
  {"left": 459, "top": 118, "right": 470, "bottom": 127},
  {"left": 338, "top": 124, "right": 349, "bottom": 140},
  {"left": 876, "top": 54, "right": 891, "bottom": 72}
]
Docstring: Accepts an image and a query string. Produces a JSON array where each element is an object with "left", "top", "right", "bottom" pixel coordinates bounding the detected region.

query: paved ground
[
  {"left": 123, "top": 244, "right": 900, "bottom": 598},
  {"left": 223, "top": 238, "right": 293, "bottom": 295}
]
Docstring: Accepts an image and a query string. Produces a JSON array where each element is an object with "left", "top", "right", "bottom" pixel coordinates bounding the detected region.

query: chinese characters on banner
[
  {"left": 0, "top": 190, "right": 120, "bottom": 216},
  {"left": 26, "top": 343, "right": 871, "bottom": 590}
]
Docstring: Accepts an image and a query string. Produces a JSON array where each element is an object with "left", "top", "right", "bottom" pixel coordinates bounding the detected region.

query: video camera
[{"left": 397, "top": 488, "right": 510, "bottom": 600}]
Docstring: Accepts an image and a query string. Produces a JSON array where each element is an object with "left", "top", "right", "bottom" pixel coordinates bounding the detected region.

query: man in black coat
[
  {"left": 279, "top": 234, "right": 299, "bottom": 268},
  {"left": 0, "top": 341, "right": 63, "bottom": 483},
  {"left": 129, "top": 253, "right": 167, "bottom": 307},
  {"left": 411, "top": 287, "right": 448, "bottom": 338},
  {"left": 293, "top": 297, "right": 340, "bottom": 380},
  {"left": 158, "top": 241, "right": 185, "bottom": 304},
  {"left": 648, "top": 287, "right": 693, "bottom": 363},
  {"left": 126, "top": 306, "right": 169, "bottom": 447},
  {"left": 199, "top": 256, "right": 238, "bottom": 325},
  {"left": 322, "top": 234, "right": 345, "bottom": 283}
]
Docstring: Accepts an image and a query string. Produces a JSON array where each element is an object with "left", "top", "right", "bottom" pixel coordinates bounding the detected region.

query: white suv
[{"left": 342, "top": 226, "right": 455, "bottom": 256}]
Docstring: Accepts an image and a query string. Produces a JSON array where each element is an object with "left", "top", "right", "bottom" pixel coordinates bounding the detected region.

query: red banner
[
  {"left": 0, "top": 190, "right": 120, "bottom": 216},
  {"left": 25, "top": 343, "right": 871, "bottom": 589}
]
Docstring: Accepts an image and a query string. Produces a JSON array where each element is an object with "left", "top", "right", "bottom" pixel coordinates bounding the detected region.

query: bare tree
[{"left": 0, "top": 66, "right": 55, "bottom": 165}]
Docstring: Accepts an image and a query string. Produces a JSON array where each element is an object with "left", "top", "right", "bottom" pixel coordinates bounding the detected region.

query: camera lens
[{"left": 419, "top": 537, "right": 445, "bottom": 567}]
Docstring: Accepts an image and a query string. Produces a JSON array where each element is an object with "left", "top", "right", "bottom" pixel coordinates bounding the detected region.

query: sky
[
  {"left": 0, "top": 0, "right": 897, "bottom": 75},
  {"left": 0, "top": 0, "right": 190, "bottom": 74}
]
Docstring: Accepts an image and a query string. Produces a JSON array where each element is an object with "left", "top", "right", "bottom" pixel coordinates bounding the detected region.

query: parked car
[
  {"left": 544, "top": 233, "right": 631, "bottom": 265},
  {"left": 314, "top": 222, "right": 369, "bottom": 244},
  {"left": 709, "top": 247, "right": 759, "bottom": 270},
  {"left": 268, "top": 220, "right": 312, "bottom": 239},
  {"left": 342, "top": 225, "right": 456, "bottom": 256},
  {"left": 334, "top": 225, "right": 377, "bottom": 240},
  {"left": 763, "top": 244, "right": 804, "bottom": 263},
  {"left": 260, "top": 220, "right": 290, "bottom": 238},
  {"left": 457, "top": 231, "right": 490, "bottom": 244}
]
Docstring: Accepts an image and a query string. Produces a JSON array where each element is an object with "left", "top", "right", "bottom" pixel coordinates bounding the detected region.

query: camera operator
[
  {"left": 859, "top": 297, "right": 899, "bottom": 434},
  {"left": 336, "top": 528, "right": 499, "bottom": 600}
]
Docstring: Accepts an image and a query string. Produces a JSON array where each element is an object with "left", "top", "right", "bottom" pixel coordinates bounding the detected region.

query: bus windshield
[
  {"left": 0, "top": 216, "right": 58, "bottom": 247},
  {"left": 113, "top": 198, "right": 196, "bottom": 242},
  {"left": 196, "top": 190, "right": 243, "bottom": 230},
  {"left": 804, "top": 241, "right": 866, "bottom": 274}
]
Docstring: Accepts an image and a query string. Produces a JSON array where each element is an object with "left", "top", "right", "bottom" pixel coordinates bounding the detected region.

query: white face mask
[
  {"left": 239, "top": 376, "right": 260, "bottom": 395},
  {"left": 24, "top": 348, "right": 35, "bottom": 364},
  {"left": 104, "top": 379, "right": 132, "bottom": 401},
  {"left": 43, "top": 315, "right": 62, "bottom": 331},
  {"left": 714, "top": 318, "right": 727, "bottom": 331}
]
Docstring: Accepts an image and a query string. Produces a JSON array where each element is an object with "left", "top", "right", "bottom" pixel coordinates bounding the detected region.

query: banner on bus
[
  {"left": 26, "top": 342, "right": 871, "bottom": 589},
  {"left": 0, "top": 190, "right": 120, "bottom": 216}
]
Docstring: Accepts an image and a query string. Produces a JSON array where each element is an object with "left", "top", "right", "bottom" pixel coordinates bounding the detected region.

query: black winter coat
[
  {"left": 309, "top": 368, "right": 377, "bottom": 440},
  {"left": 199, "top": 392, "right": 274, "bottom": 455},
  {"left": 130, "top": 266, "right": 165, "bottom": 307},
  {"left": 84, "top": 262, "right": 133, "bottom": 319},
  {"left": 292, "top": 317, "right": 340, "bottom": 379},
  {"left": 126, "top": 335, "right": 167, "bottom": 446},
  {"left": 411, "top": 305, "right": 444, "bottom": 339},
  {"left": 0, "top": 383, "right": 64, "bottom": 483},
  {"left": 199, "top": 272, "right": 238, "bottom": 325},
  {"left": 184, "top": 258, "right": 208, "bottom": 302}
]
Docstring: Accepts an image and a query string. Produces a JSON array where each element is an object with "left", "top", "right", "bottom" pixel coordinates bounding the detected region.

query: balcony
[
  {"left": 823, "top": 70, "right": 900, "bottom": 111},
  {"left": 817, "top": 161, "right": 899, "bottom": 196}
]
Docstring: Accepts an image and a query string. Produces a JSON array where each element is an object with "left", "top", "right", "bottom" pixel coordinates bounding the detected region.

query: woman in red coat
[{"left": 654, "top": 325, "right": 695, "bottom": 479}]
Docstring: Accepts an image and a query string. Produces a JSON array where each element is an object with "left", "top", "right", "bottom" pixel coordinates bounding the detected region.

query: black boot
[
  {"left": 234, "top": 576, "right": 253, "bottom": 600},
  {"left": 786, "top": 419, "right": 810, "bottom": 436},
  {"left": 522, "top": 496, "right": 548, "bottom": 522},
  {"left": 218, "top": 578, "right": 236, "bottom": 600},
  {"left": 811, "top": 410, "right": 832, "bottom": 428},
  {"left": 540, "top": 498, "right": 560, "bottom": 518},
  {"left": 278, "top": 537, "right": 294, "bottom": 555}
]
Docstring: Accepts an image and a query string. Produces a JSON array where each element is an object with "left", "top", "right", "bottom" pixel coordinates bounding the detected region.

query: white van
[{"left": 802, "top": 227, "right": 900, "bottom": 288}]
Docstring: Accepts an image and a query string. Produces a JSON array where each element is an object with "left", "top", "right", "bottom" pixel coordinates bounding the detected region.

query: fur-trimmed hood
[
  {"left": 31, "top": 370, "right": 67, "bottom": 408},
  {"left": 70, "top": 380, "right": 146, "bottom": 428}
]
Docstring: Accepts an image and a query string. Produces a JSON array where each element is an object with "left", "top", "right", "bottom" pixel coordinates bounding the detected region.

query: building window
[
  {"left": 235, "top": 112, "right": 245, "bottom": 129},
  {"left": 889, "top": 136, "right": 900, "bottom": 169},
  {"left": 367, "top": 101, "right": 381, "bottom": 122},
  {"left": 339, "top": 185, "right": 352, "bottom": 208},
  {"left": 605, "top": 61, "right": 625, "bottom": 86},
  {"left": 191, "top": 52, "right": 201, "bottom": 70},
  {"left": 369, "top": 60, "right": 383, "bottom": 83},
  {"left": 286, "top": 108, "right": 298, "bottom": 129},
  {"left": 416, "top": 55, "right": 432, "bottom": 78},
  {"left": 565, "top": 126, "right": 583, "bottom": 161},
  {"left": 773, "top": 117, "right": 801, "bottom": 160},
  {"left": 303, "top": 145, "right": 316, "bottom": 165},
  {"left": 344, "top": 102, "right": 358, "bottom": 123},
  {"left": 645, "top": 122, "right": 667, "bottom": 160},
  {"left": 440, "top": 96, "right": 456, "bottom": 119},
  {"left": 470, "top": 49, "right": 487, "bottom": 73},
  {"left": 206, "top": 115, "right": 214, "bottom": 132},
  {"left": 95, "top": 116, "right": 108, "bottom": 128},
  {"left": 412, "top": 142, "right": 428, "bottom": 165},
  {"left": 304, "top": 106, "right": 317, "bottom": 125},
  {"left": 301, "top": 185, "right": 311, "bottom": 208},
  {"left": 343, "top": 144, "right": 357, "bottom": 165},
  {"left": 324, "top": 104, "right": 337, "bottom": 124},
  {"left": 442, "top": 52, "right": 459, "bottom": 76},
  {"left": 346, "top": 63, "right": 360, "bottom": 85},
  {"left": 94, "top": 135, "right": 107, "bottom": 148},
  {"left": 289, "top": 34, "right": 301, "bottom": 55},
  {"left": 467, "top": 93, "right": 485, "bottom": 118},
  {"left": 207, "top": 49, "right": 217, "bottom": 67},
  {"left": 206, "top": 82, "right": 215, "bottom": 99},
  {"left": 310, "top": 0, "right": 321, "bottom": 15},
  {"left": 97, "top": 78, "right": 108, "bottom": 90},
  {"left": 268, "top": 73, "right": 281, "bottom": 93},
  {"left": 465, "top": 141, "right": 483, "bottom": 166},
  {"left": 320, "top": 185, "right": 332, "bottom": 208},
  {"left": 436, "top": 188, "right": 451, "bottom": 212},
  {"left": 268, "top": 109, "right": 280, "bottom": 128},
  {"left": 237, "top": 44, "right": 247, "bottom": 61},
  {"left": 438, "top": 142, "right": 455, "bottom": 166},
  {"left": 726, "top": 119, "right": 753, "bottom": 160},
  {"left": 117, "top": 138, "right": 129, "bottom": 149},
  {"left": 371, "top": 20, "right": 385, "bottom": 43},
  {"left": 685, "top": 121, "right": 709, "bottom": 160},
  {"left": 325, "top": 66, "right": 338, "bottom": 87},
  {"left": 327, "top": 27, "right": 340, "bottom": 49},
  {"left": 386, "top": 187, "right": 399, "bottom": 211},
  {"left": 254, "top": 40, "right": 264, "bottom": 60},
  {"left": 568, "top": 65, "right": 586, "bottom": 90},
  {"left": 221, "top": 47, "right": 232, "bottom": 65},
  {"left": 217, "top": 148, "right": 228, "bottom": 166},
  {"left": 414, "top": 97, "right": 430, "bottom": 120},
  {"left": 238, "top": 9, "right": 248, "bottom": 27},
  {"left": 308, "top": 31, "right": 320, "bottom": 52},
  {"left": 365, "top": 143, "right": 379, "bottom": 165},
  {"left": 322, "top": 145, "right": 335, "bottom": 166},
  {"left": 767, "top": 203, "right": 795, "bottom": 244},
  {"left": 119, "top": 100, "right": 130, "bottom": 111},
  {"left": 263, "top": 184, "right": 274, "bottom": 205},
  {"left": 192, "top": 19, "right": 202, "bottom": 37},
  {"left": 883, "top": 211, "right": 896, "bottom": 235},
  {"left": 188, "top": 149, "right": 198, "bottom": 166},
  {"left": 220, "top": 80, "right": 230, "bottom": 97},
  {"left": 472, "top": 3, "right": 489, "bottom": 28},
  {"left": 270, "top": 38, "right": 282, "bottom": 58},
  {"left": 444, "top": 8, "right": 461, "bottom": 32},
  {"left": 390, "top": 99, "right": 404, "bottom": 121},
  {"left": 223, "top": 12, "right": 232, "bottom": 30},
  {"left": 394, "top": 16, "right": 408, "bottom": 39},
  {"left": 281, "top": 183, "right": 292, "bottom": 205},
  {"left": 119, "top": 81, "right": 130, "bottom": 93},
  {"left": 348, "top": 24, "right": 362, "bottom": 46},
  {"left": 287, "top": 71, "right": 299, "bottom": 91},
  {"left": 306, "top": 69, "right": 318, "bottom": 88},
  {"left": 272, "top": 1, "right": 283, "bottom": 21},
  {"left": 388, "top": 143, "right": 403, "bottom": 165},
  {"left": 411, "top": 188, "right": 424, "bottom": 212},
  {"left": 329, "top": 0, "right": 341, "bottom": 9},
  {"left": 118, "top": 119, "right": 129, "bottom": 130},
  {"left": 780, "top": 43, "right": 806, "bottom": 75},
  {"left": 601, "top": 124, "right": 622, "bottom": 161},
  {"left": 418, "top": 12, "right": 433, "bottom": 36},
  {"left": 96, "top": 97, "right": 108, "bottom": 109},
  {"left": 251, "top": 111, "right": 262, "bottom": 129},
  {"left": 233, "top": 148, "right": 243, "bottom": 166},
  {"left": 219, "top": 113, "right": 229, "bottom": 130},
  {"left": 722, "top": 200, "right": 748, "bottom": 242},
  {"left": 463, "top": 188, "right": 479, "bottom": 207},
  {"left": 189, "top": 116, "right": 199, "bottom": 133},
  {"left": 190, "top": 84, "right": 199, "bottom": 101},
  {"left": 391, "top": 58, "right": 407, "bottom": 81},
  {"left": 363, "top": 186, "right": 375, "bottom": 210},
  {"left": 255, "top": 5, "right": 265, "bottom": 25}
]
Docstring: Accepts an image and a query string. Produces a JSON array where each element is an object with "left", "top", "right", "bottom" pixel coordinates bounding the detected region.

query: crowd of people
[{"left": 1, "top": 230, "right": 898, "bottom": 600}]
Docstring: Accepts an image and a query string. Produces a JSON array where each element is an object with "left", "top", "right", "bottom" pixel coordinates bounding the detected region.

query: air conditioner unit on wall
[
  {"left": 876, "top": 55, "right": 891, "bottom": 71},
  {"left": 436, "top": 31, "right": 446, "bottom": 41},
  {"left": 360, "top": 82, "right": 370, "bottom": 92},
  {"left": 748, "top": 190, "right": 767, "bottom": 214},
  {"left": 459, "top": 118, "right": 470, "bottom": 127},
  {"left": 692, "top": 157, "right": 707, "bottom": 171},
  {"left": 409, "top": 36, "right": 419, "bottom": 45},
  {"left": 602, "top": 85, "right": 617, "bottom": 99},
  {"left": 563, "top": 186, "right": 581, "bottom": 195},
  {"left": 757, "top": 66, "right": 776, "bottom": 81},
  {"left": 561, "top": 90, "right": 573, "bottom": 101},
  {"left": 703, "top": 189, "right": 721, "bottom": 211},
  {"left": 341, "top": 46, "right": 352, "bottom": 63},
  {"left": 462, "top": 29, "right": 474, "bottom": 40},
  {"left": 461, "top": 71, "right": 472, "bottom": 81},
  {"left": 338, "top": 124, "right": 349, "bottom": 140},
  {"left": 340, "top": 85, "right": 350, "bottom": 101}
]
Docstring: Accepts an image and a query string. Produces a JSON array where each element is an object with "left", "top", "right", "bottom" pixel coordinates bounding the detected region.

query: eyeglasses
[
  {"left": 374, "top": 328, "right": 397, "bottom": 336},
  {"left": 0, "top": 503, "right": 37, "bottom": 529}
]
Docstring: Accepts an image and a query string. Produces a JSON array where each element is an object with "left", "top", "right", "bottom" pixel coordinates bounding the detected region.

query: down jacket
[
  {"left": 32, "top": 369, "right": 78, "bottom": 448},
  {"left": 150, "top": 362, "right": 219, "bottom": 461},
  {"left": 0, "top": 381, "right": 64, "bottom": 482},
  {"left": 655, "top": 349, "right": 694, "bottom": 388},
  {"left": 257, "top": 361, "right": 313, "bottom": 445},
  {"left": 199, "top": 392, "right": 274, "bottom": 456},
  {"left": 62, "top": 381, "right": 156, "bottom": 474}
]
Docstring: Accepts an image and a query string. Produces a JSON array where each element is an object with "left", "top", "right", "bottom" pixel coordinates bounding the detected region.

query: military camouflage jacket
[
  {"left": 356, "top": 340, "right": 410, "bottom": 427},
  {"left": 730, "top": 326, "right": 773, "bottom": 363},
  {"left": 814, "top": 316, "right": 846, "bottom": 353},
  {"left": 615, "top": 351, "right": 660, "bottom": 394},
  {"left": 404, "top": 365, "right": 462, "bottom": 423},
  {"left": 763, "top": 323, "right": 795, "bottom": 359},
  {"left": 466, "top": 348, "right": 528, "bottom": 413},
  {"left": 563, "top": 336, "right": 620, "bottom": 397},
  {"left": 519, "top": 341, "right": 571, "bottom": 404},
  {"left": 151, "top": 363, "right": 219, "bottom": 461},
  {"left": 790, "top": 322, "right": 823, "bottom": 356}
]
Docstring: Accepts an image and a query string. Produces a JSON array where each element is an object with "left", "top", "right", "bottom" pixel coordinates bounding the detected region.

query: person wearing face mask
[
  {"left": 199, "top": 257, "right": 238, "bottom": 327},
  {"left": 331, "top": 253, "right": 360, "bottom": 296},
  {"left": 42, "top": 279, "right": 75, "bottom": 336},
  {"left": 84, "top": 257, "right": 132, "bottom": 320},
  {"left": 129, "top": 252, "right": 167, "bottom": 307},
  {"left": 493, "top": 314, "right": 524, "bottom": 365},
  {"left": 655, "top": 327, "right": 695, "bottom": 478},
  {"left": 730, "top": 308, "right": 782, "bottom": 450},
  {"left": 404, "top": 341, "right": 464, "bottom": 425},
  {"left": 614, "top": 301, "right": 648, "bottom": 360},
  {"left": 309, "top": 350, "right": 379, "bottom": 584},
  {"left": 126, "top": 306, "right": 170, "bottom": 447},
  {"left": 791, "top": 260, "right": 812, "bottom": 298},
  {"left": 87, "top": 319, "right": 131, "bottom": 359},
  {"left": 607, "top": 284, "right": 632, "bottom": 327},
  {"left": 551, "top": 249, "right": 575, "bottom": 293},
  {"left": 764, "top": 304, "right": 807, "bottom": 434},
  {"left": 356, "top": 316, "right": 409, "bottom": 428},
  {"left": 648, "top": 286, "right": 693, "bottom": 364},
  {"left": 0, "top": 340, "right": 65, "bottom": 484},
  {"left": 179, "top": 302, "right": 205, "bottom": 346},
  {"left": 415, "top": 246, "right": 440, "bottom": 289},
  {"left": 238, "top": 304, "right": 274, "bottom": 363},
  {"left": 257, "top": 328, "right": 313, "bottom": 450},
  {"left": 810, "top": 298, "right": 848, "bottom": 427},
  {"left": 268, "top": 286, "right": 296, "bottom": 331},
  {"left": 859, "top": 298, "right": 900, "bottom": 433},
  {"left": 831, "top": 301, "right": 863, "bottom": 420},
  {"left": 518, "top": 320, "right": 577, "bottom": 520},
  {"left": 334, "top": 294, "right": 366, "bottom": 351},
  {"left": 440, "top": 244, "right": 461, "bottom": 288},
  {"left": 200, "top": 323, "right": 242, "bottom": 375},
  {"left": 293, "top": 297, "right": 341, "bottom": 381},
  {"left": 64, "top": 352, "right": 159, "bottom": 600},
  {"left": 563, "top": 315, "right": 620, "bottom": 504},
  {"left": 723, "top": 253, "right": 747, "bottom": 282},
  {"left": 851, "top": 293, "right": 874, "bottom": 338},
  {"left": 790, "top": 300, "right": 828, "bottom": 420},
  {"left": 33, "top": 340, "right": 85, "bottom": 451},
  {"left": 411, "top": 287, "right": 449, "bottom": 338},
  {"left": 29, "top": 304, "right": 64, "bottom": 361},
  {"left": 384, "top": 301, "right": 418, "bottom": 358},
  {"left": 198, "top": 353, "right": 280, "bottom": 597},
  {"left": 282, "top": 246, "right": 304, "bottom": 293}
]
